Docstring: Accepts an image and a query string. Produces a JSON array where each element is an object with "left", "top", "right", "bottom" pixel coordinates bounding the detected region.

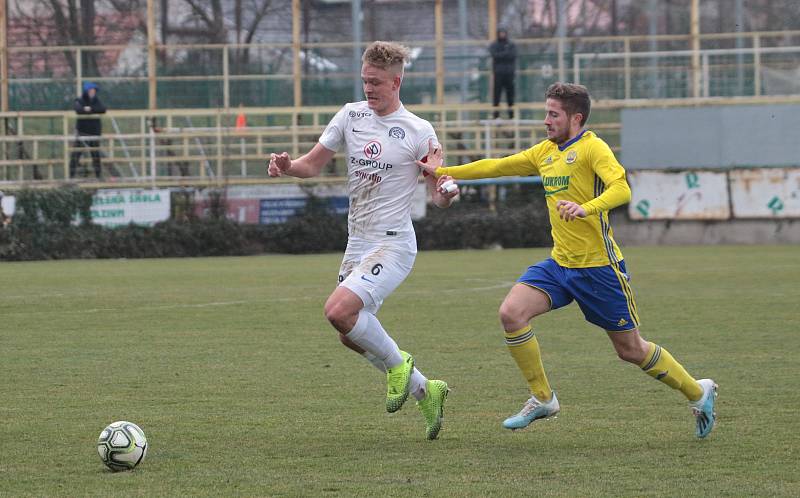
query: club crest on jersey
[
  {"left": 566, "top": 150, "right": 578, "bottom": 164},
  {"left": 364, "top": 141, "right": 382, "bottom": 159},
  {"left": 388, "top": 126, "right": 406, "bottom": 139}
]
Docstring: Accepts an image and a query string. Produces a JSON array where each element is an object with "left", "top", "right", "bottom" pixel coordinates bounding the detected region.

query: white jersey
[{"left": 319, "top": 101, "right": 437, "bottom": 239}]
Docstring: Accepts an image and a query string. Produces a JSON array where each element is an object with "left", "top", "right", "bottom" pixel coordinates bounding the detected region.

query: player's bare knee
[
  {"left": 324, "top": 301, "right": 356, "bottom": 333},
  {"left": 498, "top": 302, "right": 527, "bottom": 332},
  {"left": 323, "top": 304, "right": 344, "bottom": 327}
]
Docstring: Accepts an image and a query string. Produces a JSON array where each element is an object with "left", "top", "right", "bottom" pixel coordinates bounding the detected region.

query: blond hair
[{"left": 362, "top": 41, "right": 410, "bottom": 74}]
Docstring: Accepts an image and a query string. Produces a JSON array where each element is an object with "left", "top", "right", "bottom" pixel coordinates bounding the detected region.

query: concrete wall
[
  {"left": 609, "top": 210, "right": 800, "bottom": 245},
  {"left": 621, "top": 104, "right": 800, "bottom": 169}
]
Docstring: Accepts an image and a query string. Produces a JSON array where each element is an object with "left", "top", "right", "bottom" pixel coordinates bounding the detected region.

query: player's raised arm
[{"left": 267, "top": 143, "right": 336, "bottom": 179}]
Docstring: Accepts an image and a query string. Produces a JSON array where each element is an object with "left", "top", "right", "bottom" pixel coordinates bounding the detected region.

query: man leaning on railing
[{"left": 69, "top": 82, "right": 106, "bottom": 179}]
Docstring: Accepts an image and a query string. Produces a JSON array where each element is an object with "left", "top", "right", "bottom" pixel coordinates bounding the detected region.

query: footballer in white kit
[
  {"left": 319, "top": 101, "right": 434, "bottom": 313},
  {"left": 267, "top": 41, "right": 458, "bottom": 440}
]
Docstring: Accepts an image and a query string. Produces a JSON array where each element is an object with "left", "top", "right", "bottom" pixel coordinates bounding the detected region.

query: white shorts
[{"left": 338, "top": 235, "right": 417, "bottom": 314}]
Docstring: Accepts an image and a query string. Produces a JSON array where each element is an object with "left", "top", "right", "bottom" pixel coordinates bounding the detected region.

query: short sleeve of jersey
[
  {"left": 414, "top": 121, "right": 439, "bottom": 162},
  {"left": 318, "top": 106, "right": 348, "bottom": 152}
]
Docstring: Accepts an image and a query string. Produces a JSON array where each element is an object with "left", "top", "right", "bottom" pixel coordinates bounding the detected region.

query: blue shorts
[{"left": 517, "top": 258, "right": 640, "bottom": 332}]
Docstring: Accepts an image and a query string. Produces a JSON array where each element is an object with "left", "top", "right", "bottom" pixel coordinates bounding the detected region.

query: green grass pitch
[{"left": 1, "top": 246, "right": 798, "bottom": 497}]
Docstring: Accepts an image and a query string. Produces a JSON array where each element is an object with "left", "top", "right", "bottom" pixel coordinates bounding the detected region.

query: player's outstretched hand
[
  {"left": 416, "top": 139, "right": 443, "bottom": 177},
  {"left": 556, "top": 200, "right": 586, "bottom": 221},
  {"left": 268, "top": 152, "right": 292, "bottom": 177}
]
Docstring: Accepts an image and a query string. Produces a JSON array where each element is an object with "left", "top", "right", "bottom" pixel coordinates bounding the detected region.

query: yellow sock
[
  {"left": 639, "top": 342, "right": 703, "bottom": 401},
  {"left": 505, "top": 326, "right": 552, "bottom": 401}
]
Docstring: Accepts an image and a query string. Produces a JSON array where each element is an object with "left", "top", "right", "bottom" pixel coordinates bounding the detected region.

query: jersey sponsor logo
[
  {"left": 542, "top": 175, "right": 570, "bottom": 196},
  {"left": 352, "top": 128, "right": 365, "bottom": 133},
  {"left": 349, "top": 110, "right": 372, "bottom": 118},
  {"left": 388, "top": 126, "right": 406, "bottom": 139},
  {"left": 566, "top": 150, "right": 578, "bottom": 164},
  {"left": 364, "top": 140, "right": 382, "bottom": 159},
  {"left": 354, "top": 169, "right": 383, "bottom": 184},
  {"left": 350, "top": 156, "right": 394, "bottom": 169}
]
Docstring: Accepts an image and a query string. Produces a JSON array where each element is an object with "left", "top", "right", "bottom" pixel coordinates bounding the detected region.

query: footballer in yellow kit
[{"left": 419, "top": 82, "right": 718, "bottom": 438}]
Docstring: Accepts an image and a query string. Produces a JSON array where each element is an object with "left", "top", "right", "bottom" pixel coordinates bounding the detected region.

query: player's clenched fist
[
  {"left": 268, "top": 152, "right": 292, "bottom": 177},
  {"left": 555, "top": 200, "right": 586, "bottom": 221}
]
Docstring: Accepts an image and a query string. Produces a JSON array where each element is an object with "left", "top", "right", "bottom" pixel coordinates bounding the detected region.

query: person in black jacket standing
[
  {"left": 489, "top": 27, "right": 517, "bottom": 119},
  {"left": 69, "top": 82, "right": 106, "bottom": 179}
]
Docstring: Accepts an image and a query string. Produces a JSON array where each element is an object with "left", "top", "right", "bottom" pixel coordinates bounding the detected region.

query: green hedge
[{"left": 0, "top": 187, "right": 552, "bottom": 261}]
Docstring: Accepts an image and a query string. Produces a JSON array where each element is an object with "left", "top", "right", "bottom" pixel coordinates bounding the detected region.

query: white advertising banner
[
  {"left": 628, "top": 171, "right": 730, "bottom": 220},
  {"left": 1, "top": 194, "right": 15, "bottom": 217},
  {"left": 92, "top": 189, "right": 171, "bottom": 227},
  {"left": 730, "top": 168, "right": 800, "bottom": 218}
]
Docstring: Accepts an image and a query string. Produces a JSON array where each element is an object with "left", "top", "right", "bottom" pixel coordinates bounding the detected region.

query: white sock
[
  {"left": 346, "top": 310, "right": 403, "bottom": 369},
  {"left": 362, "top": 351, "right": 428, "bottom": 401},
  {"left": 361, "top": 351, "right": 387, "bottom": 373},
  {"left": 410, "top": 369, "right": 428, "bottom": 401}
]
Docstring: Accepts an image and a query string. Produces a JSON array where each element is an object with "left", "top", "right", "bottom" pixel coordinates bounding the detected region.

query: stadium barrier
[
  {"left": 4, "top": 30, "right": 800, "bottom": 111},
  {"left": 1, "top": 103, "right": 614, "bottom": 187}
]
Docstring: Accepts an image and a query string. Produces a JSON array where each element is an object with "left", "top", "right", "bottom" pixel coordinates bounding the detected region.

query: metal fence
[
  {"left": 4, "top": 31, "right": 800, "bottom": 111},
  {"left": 574, "top": 45, "right": 800, "bottom": 100},
  {"left": 0, "top": 103, "right": 579, "bottom": 187}
]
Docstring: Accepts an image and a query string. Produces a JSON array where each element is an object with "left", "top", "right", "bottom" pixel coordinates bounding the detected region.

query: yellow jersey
[{"left": 437, "top": 130, "right": 631, "bottom": 268}]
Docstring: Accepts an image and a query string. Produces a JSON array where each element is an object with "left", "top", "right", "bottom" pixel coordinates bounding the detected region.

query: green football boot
[
  {"left": 385, "top": 351, "right": 414, "bottom": 413},
  {"left": 416, "top": 380, "right": 449, "bottom": 440}
]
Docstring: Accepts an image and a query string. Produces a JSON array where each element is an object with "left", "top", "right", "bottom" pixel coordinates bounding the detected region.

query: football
[{"left": 97, "top": 421, "right": 148, "bottom": 471}]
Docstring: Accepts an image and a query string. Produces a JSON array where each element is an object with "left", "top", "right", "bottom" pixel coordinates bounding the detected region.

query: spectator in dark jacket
[
  {"left": 69, "top": 82, "right": 106, "bottom": 179},
  {"left": 489, "top": 27, "right": 517, "bottom": 119}
]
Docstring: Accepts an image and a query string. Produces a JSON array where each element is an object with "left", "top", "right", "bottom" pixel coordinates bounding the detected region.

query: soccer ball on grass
[{"left": 97, "top": 421, "right": 148, "bottom": 471}]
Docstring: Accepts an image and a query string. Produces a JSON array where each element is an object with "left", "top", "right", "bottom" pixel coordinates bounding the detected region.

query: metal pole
[
  {"left": 292, "top": 0, "right": 302, "bottom": 107},
  {"left": 648, "top": 0, "right": 659, "bottom": 98},
  {"left": 753, "top": 35, "right": 761, "bottom": 96},
  {"left": 0, "top": 9, "right": 4, "bottom": 178},
  {"left": 76, "top": 48, "right": 83, "bottom": 96},
  {"left": 487, "top": 0, "right": 497, "bottom": 38},
  {"left": 0, "top": 0, "right": 8, "bottom": 112},
  {"left": 488, "top": 0, "right": 496, "bottom": 105},
  {"left": 352, "top": 0, "right": 362, "bottom": 102},
  {"left": 223, "top": 48, "right": 230, "bottom": 108},
  {"left": 149, "top": 124, "right": 157, "bottom": 187},
  {"left": 556, "top": 0, "right": 567, "bottom": 82},
  {"left": 735, "top": 0, "right": 745, "bottom": 95},
  {"left": 690, "top": 0, "right": 700, "bottom": 98},
  {"left": 435, "top": 0, "right": 444, "bottom": 105},
  {"left": 624, "top": 38, "right": 631, "bottom": 99},
  {"left": 458, "top": 0, "right": 468, "bottom": 104},
  {"left": 147, "top": 0, "right": 157, "bottom": 109}
]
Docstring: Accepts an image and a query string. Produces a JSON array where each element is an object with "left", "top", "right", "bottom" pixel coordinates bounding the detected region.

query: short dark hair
[{"left": 545, "top": 83, "right": 591, "bottom": 126}]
